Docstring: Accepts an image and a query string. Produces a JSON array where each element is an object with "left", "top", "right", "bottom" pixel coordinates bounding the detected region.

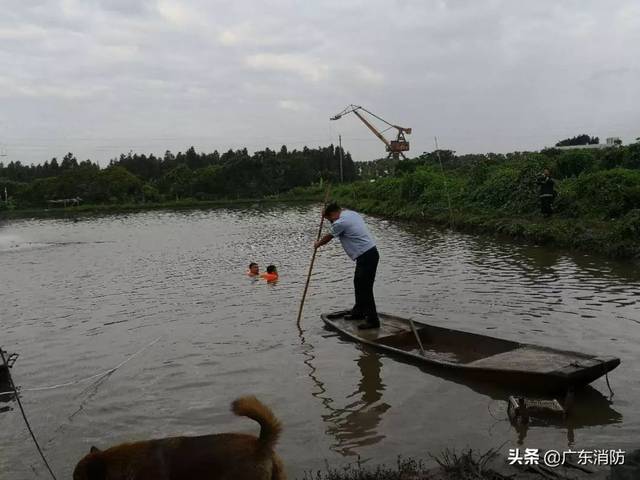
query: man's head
[
  {"left": 249, "top": 262, "right": 259, "bottom": 275},
  {"left": 543, "top": 168, "right": 550, "bottom": 177},
  {"left": 266, "top": 265, "right": 277, "bottom": 274},
  {"left": 323, "top": 202, "right": 341, "bottom": 223}
]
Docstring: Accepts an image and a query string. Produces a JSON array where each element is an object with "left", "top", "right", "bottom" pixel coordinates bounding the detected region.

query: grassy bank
[
  {"left": 298, "top": 449, "right": 612, "bottom": 479},
  {"left": 291, "top": 147, "right": 640, "bottom": 259}
]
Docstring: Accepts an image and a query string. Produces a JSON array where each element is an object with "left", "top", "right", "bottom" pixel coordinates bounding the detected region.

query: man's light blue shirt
[{"left": 330, "top": 210, "right": 376, "bottom": 260}]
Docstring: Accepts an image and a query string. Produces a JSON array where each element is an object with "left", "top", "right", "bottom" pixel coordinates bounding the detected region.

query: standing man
[
  {"left": 537, "top": 168, "right": 556, "bottom": 217},
  {"left": 314, "top": 202, "right": 380, "bottom": 330}
]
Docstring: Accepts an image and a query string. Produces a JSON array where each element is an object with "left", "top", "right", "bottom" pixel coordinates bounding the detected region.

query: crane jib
[{"left": 330, "top": 104, "right": 411, "bottom": 160}]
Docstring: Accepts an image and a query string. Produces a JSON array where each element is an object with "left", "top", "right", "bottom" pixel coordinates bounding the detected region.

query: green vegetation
[
  {"left": 0, "top": 145, "right": 355, "bottom": 210},
  {"left": 2, "top": 142, "right": 639, "bottom": 258},
  {"left": 325, "top": 144, "right": 640, "bottom": 259}
]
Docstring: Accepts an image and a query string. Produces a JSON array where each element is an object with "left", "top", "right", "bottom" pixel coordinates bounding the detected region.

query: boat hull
[{"left": 321, "top": 311, "right": 620, "bottom": 393}]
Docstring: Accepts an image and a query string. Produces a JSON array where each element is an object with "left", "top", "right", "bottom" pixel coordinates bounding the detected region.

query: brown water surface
[{"left": 0, "top": 205, "right": 638, "bottom": 478}]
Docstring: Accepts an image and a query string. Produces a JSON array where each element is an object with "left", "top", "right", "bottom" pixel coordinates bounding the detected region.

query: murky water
[{"left": 1, "top": 205, "right": 639, "bottom": 478}]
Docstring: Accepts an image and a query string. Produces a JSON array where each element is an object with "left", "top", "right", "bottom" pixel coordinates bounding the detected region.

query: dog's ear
[
  {"left": 89, "top": 446, "right": 101, "bottom": 453},
  {"left": 86, "top": 454, "right": 106, "bottom": 480}
]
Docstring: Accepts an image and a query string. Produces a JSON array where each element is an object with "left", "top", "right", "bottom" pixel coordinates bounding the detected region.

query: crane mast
[{"left": 330, "top": 105, "right": 411, "bottom": 160}]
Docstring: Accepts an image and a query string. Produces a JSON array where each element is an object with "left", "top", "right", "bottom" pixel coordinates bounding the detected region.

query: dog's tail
[{"left": 232, "top": 396, "right": 281, "bottom": 450}]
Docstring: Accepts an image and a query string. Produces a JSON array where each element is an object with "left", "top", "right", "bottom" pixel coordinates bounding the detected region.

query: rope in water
[
  {"left": 0, "top": 337, "right": 161, "bottom": 478},
  {"left": 1, "top": 348, "right": 59, "bottom": 480},
  {"left": 605, "top": 372, "right": 615, "bottom": 398},
  {"left": 22, "top": 336, "right": 161, "bottom": 392}
]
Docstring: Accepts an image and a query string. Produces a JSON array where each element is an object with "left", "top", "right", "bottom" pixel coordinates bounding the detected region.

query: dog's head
[{"left": 73, "top": 446, "right": 106, "bottom": 480}]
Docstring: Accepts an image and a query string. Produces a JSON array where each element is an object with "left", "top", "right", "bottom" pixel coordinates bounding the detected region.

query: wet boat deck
[{"left": 469, "top": 347, "right": 590, "bottom": 373}]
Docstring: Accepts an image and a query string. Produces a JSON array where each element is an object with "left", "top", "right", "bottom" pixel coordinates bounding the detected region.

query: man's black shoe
[{"left": 326, "top": 310, "right": 351, "bottom": 320}]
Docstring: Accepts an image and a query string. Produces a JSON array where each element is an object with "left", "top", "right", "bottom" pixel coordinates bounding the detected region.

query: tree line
[
  {"left": 0, "top": 145, "right": 356, "bottom": 208},
  {"left": 555, "top": 134, "right": 600, "bottom": 147}
]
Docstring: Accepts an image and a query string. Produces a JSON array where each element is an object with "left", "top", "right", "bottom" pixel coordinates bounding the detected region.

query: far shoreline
[{"left": 2, "top": 190, "right": 639, "bottom": 262}]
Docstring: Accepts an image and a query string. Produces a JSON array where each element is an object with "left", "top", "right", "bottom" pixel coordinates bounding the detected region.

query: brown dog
[{"left": 73, "top": 396, "right": 286, "bottom": 480}]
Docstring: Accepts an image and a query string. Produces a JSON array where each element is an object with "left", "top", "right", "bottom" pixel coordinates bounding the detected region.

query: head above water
[
  {"left": 323, "top": 202, "right": 341, "bottom": 222},
  {"left": 249, "top": 262, "right": 259, "bottom": 275},
  {"left": 266, "top": 265, "right": 277, "bottom": 274}
]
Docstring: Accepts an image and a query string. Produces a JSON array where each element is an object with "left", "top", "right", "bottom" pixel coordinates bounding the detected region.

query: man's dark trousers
[
  {"left": 352, "top": 246, "right": 379, "bottom": 323},
  {"left": 540, "top": 195, "right": 553, "bottom": 217}
]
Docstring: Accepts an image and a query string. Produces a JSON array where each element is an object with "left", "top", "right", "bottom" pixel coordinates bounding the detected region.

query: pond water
[{"left": 1, "top": 204, "right": 638, "bottom": 478}]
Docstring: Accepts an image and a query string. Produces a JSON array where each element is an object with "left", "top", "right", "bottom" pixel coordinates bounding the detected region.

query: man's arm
[{"left": 314, "top": 233, "right": 333, "bottom": 249}]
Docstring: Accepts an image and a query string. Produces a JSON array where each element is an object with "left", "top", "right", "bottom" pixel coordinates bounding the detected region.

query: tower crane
[{"left": 330, "top": 105, "right": 412, "bottom": 160}]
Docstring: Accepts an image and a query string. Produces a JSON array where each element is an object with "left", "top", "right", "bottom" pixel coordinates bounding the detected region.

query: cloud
[
  {"left": 0, "top": 0, "right": 639, "bottom": 166},
  {"left": 245, "top": 53, "right": 329, "bottom": 82},
  {"left": 0, "top": 76, "right": 108, "bottom": 99},
  {"left": 218, "top": 23, "right": 253, "bottom": 47},
  {"left": 156, "top": 1, "right": 198, "bottom": 27},
  {"left": 353, "top": 65, "right": 384, "bottom": 86},
  {"left": 278, "top": 99, "right": 310, "bottom": 112},
  {"left": 0, "top": 25, "right": 47, "bottom": 40}
]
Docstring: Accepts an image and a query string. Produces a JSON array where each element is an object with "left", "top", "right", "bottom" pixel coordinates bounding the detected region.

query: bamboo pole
[{"left": 296, "top": 186, "right": 332, "bottom": 328}]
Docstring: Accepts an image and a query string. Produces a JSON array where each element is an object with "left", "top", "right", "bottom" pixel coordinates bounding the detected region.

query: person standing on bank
[
  {"left": 314, "top": 202, "right": 380, "bottom": 330},
  {"left": 537, "top": 168, "right": 556, "bottom": 217}
]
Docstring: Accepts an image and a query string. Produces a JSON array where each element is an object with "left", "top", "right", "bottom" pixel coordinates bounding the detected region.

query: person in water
[
  {"left": 314, "top": 202, "right": 380, "bottom": 330},
  {"left": 247, "top": 262, "right": 260, "bottom": 277},
  {"left": 261, "top": 265, "right": 279, "bottom": 283}
]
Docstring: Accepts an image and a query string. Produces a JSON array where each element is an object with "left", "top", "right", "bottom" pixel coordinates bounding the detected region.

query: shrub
[
  {"left": 615, "top": 209, "right": 640, "bottom": 239},
  {"left": 553, "top": 177, "right": 579, "bottom": 217},
  {"left": 552, "top": 150, "right": 597, "bottom": 179},
  {"left": 597, "top": 147, "right": 626, "bottom": 170},
  {"left": 623, "top": 143, "right": 640, "bottom": 169},
  {"left": 575, "top": 169, "right": 640, "bottom": 218}
]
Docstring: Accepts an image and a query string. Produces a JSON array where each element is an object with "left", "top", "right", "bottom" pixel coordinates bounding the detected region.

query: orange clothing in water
[{"left": 261, "top": 272, "right": 279, "bottom": 282}]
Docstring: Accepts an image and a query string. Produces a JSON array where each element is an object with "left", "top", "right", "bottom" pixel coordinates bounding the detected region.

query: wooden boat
[{"left": 321, "top": 311, "right": 620, "bottom": 392}]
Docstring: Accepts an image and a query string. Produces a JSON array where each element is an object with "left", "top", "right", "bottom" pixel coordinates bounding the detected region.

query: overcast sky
[{"left": 1, "top": 0, "right": 639, "bottom": 165}]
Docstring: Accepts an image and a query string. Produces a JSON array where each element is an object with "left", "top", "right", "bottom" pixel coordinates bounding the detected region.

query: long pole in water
[{"left": 296, "top": 185, "right": 332, "bottom": 328}]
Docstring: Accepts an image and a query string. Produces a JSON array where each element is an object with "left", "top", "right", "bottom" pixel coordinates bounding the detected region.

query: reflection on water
[
  {"left": 299, "top": 323, "right": 390, "bottom": 456},
  {"left": 0, "top": 378, "right": 14, "bottom": 415},
  {"left": 299, "top": 322, "right": 390, "bottom": 456},
  {"left": 0, "top": 206, "right": 638, "bottom": 478},
  {"left": 322, "top": 347, "right": 390, "bottom": 455}
]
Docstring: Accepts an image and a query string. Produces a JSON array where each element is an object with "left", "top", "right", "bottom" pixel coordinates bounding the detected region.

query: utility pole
[
  {"left": 338, "top": 134, "right": 344, "bottom": 182},
  {"left": 1, "top": 142, "right": 7, "bottom": 204}
]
